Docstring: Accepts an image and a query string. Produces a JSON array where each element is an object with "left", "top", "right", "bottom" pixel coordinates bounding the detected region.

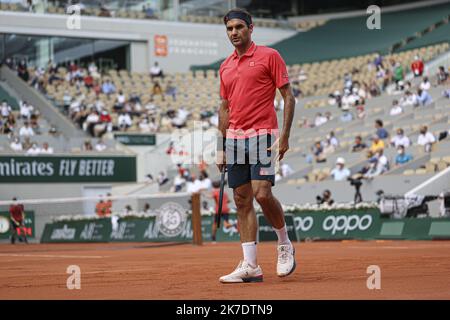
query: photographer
[{"left": 316, "top": 190, "right": 334, "bottom": 207}]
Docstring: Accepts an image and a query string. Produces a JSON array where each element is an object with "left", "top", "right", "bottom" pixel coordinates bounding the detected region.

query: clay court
[{"left": 1, "top": 240, "right": 450, "bottom": 300}]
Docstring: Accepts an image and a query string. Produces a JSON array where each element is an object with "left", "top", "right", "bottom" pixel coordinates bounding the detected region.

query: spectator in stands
[
  {"left": 171, "top": 107, "right": 189, "bottom": 129},
  {"left": 420, "top": 77, "right": 431, "bottom": 91},
  {"left": 22, "top": 137, "right": 32, "bottom": 151},
  {"left": 297, "top": 117, "right": 311, "bottom": 128},
  {"left": 19, "top": 121, "right": 34, "bottom": 137},
  {"left": 101, "top": 79, "right": 116, "bottom": 95},
  {"left": 373, "top": 53, "right": 383, "bottom": 68},
  {"left": 343, "top": 73, "right": 352, "bottom": 90},
  {"left": 328, "top": 91, "right": 340, "bottom": 106},
  {"left": 316, "top": 190, "right": 334, "bottom": 207},
  {"left": 9, "top": 137, "right": 22, "bottom": 152},
  {"left": 376, "top": 148, "right": 389, "bottom": 172},
  {"left": 330, "top": 157, "right": 351, "bottom": 181},
  {"left": 352, "top": 135, "right": 367, "bottom": 152},
  {"left": 198, "top": 171, "right": 212, "bottom": 192},
  {"left": 363, "top": 157, "right": 381, "bottom": 179},
  {"left": 416, "top": 88, "right": 433, "bottom": 106},
  {"left": 312, "top": 140, "right": 326, "bottom": 163},
  {"left": 40, "top": 142, "right": 54, "bottom": 154},
  {"left": 340, "top": 109, "right": 353, "bottom": 122},
  {"left": 395, "top": 145, "right": 413, "bottom": 165},
  {"left": 209, "top": 112, "right": 219, "bottom": 128},
  {"left": 186, "top": 174, "right": 203, "bottom": 194},
  {"left": 341, "top": 89, "right": 353, "bottom": 110},
  {"left": 99, "top": 5, "right": 112, "bottom": 17},
  {"left": 400, "top": 90, "right": 419, "bottom": 107},
  {"left": 2, "top": 113, "right": 16, "bottom": 135},
  {"left": 83, "top": 72, "right": 94, "bottom": 89},
  {"left": 151, "top": 81, "right": 164, "bottom": 100},
  {"left": 118, "top": 112, "right": 132, "bottom": 131},
  {"left": 88, "top": 61, "right": 100, "bottom": 79},
  {"left": 411, "top": 55, "right": 424, "bottom": 77},
  {"left": 327, "top": 131, "right": 339, "bottom": 148},
  {"left": 143, "top": 5, "right": 156, "bottom": 19},
  {"left": 29, "top": 112, "right": 41, "bottom": 135},
  {"left": 4, "top": 57, "right": 14, "bottom": 69},
  {"left": 48, "top": 126, "right": 58, "bottom": 137},
  {"left": 417, "top": 125, "right": 436, "bottom": 152},
  {"left": 138, "top": 117, "right": 151, "bottom": 133},
  {"left": 389, "top": 99, "right": 403, "bottom": 116},
  {"left": 63, "top": 91, "right": 72, "bottom": 114},
  {"left": 95, "top": 139, "right": 107, "bottom": 152},
  {"left": 165, "top": 80, "right": 177, "bottom": 101},
  {"left": 314, "top": 112, "right": 327, "bottom": 127},
  {"left": 95, "top": 197, "right": 108, "bottom": 217},
  {"left": 1, "top": 100, "right": 12, "bottom": 119},
  {"left": 83, "top": 139, "right": 93, "bottom": 151},
  {"left": 157, "top": 171, "right": 169, "bottom": 186},
  {"left": 94, "top": 110, "right": 112, "bottom": 137},
  {"left": 84, "top": 109, "right": 100, "bottom": 136},
  {"left": 356, "top": 105, "right": 365, "bottom": 119},
  {"left": 114, "top": 90, "right": 126, "bottom": 111},
  {"left": 150, "top": 62, "right": 164, "bottom": 79},
  {"left": 444, "top": 88, "right": 450, "bottom": 99},
  {"left": 322, "top": 139, "right": 335, "bottom": 158},
  {"left": 280, "top": 161, "right": 294, "bottom": 178},
  {"left": 173, "top": 173, "right": 185, "bottom": 192},
  {"left": 390, "top": 128, "right": 410, "bottom": 148},
  {"left": 375, "top": 119, "right": 389, "bottom": 139},
  {"left": 362, "top": 149, "right": 388, "bottom": 179},
  {"left": 370, "top": 134, "right": 385, "bottom": 153},
  {"left": 94, "top": 97, "right": 105, "bottom": 113},
  {"left": 17, "top": 59, "right": 29, "bottom": 82},
  {"left": 145, "top": 98, "right": 157, "bottom": 116},
  {"left": 392, "top": 61, "right": 404, "bottom": 84},
  {"left": 369, "top": 80, "right": 381, "bottom": 97},
  {"left": 297, "top": 69, "right": 307, "bottom": 82},
  {"left": 437, "top": 66, "right": 449, "bottom": 85},
  {"left": 26, "top": 143, "right": 40, "bottom": 155}
]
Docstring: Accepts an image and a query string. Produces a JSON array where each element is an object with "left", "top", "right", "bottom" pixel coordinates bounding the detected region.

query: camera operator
[{"left": 316, "top": 190, "right": 334, "bottom": 207}]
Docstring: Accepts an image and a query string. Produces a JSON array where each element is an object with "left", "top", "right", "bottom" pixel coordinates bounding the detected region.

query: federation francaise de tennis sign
[{"left": 0, "top": 156, "right": 136, "bottom": 183}]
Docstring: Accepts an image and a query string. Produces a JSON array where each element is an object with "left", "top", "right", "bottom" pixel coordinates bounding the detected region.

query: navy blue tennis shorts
[{"left": 225, "top": 133, "right": 276, "bottom": 189}]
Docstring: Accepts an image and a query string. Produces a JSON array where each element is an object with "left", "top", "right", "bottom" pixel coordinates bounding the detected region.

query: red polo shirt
[{"left": 219, "top": 42, "right": 289, "bottom": 139}]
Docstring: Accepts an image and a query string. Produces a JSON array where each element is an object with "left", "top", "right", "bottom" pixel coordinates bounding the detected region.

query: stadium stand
[{"left": 1, "top": 0, "right": 449, "bottom": 206}]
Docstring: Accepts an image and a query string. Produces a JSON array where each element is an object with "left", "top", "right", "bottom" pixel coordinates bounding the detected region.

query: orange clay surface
[{"left": 1, "top": 241, "right": 450, "bottom": 299}]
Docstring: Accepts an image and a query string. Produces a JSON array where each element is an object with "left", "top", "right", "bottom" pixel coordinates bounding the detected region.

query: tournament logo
[{"left": 156, "top": 202, "right": 187, "bottom": 237}]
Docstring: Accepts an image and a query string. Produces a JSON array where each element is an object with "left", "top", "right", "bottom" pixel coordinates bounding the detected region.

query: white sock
[
  {"left": 242, "top": 241, "right": 257, "bottom": 268},
  {"left": 274, "top": 224, "right": 291, "bottom": 246}
]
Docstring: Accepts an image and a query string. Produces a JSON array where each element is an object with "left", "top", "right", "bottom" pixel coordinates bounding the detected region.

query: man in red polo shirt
[
  {"left": 9, "top": 197, "right": 28, "bottom": 244},
  {"left": 217, "top": 8, "right": 296, "bottom": 283}
]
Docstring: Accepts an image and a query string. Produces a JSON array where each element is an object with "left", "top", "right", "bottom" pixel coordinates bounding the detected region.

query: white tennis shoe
[
  {"left": 277, "top": 243, "right": 296, "bottom": 277},
  {"left": 219, "top": 260, "right": 263, "bottom": 283}
]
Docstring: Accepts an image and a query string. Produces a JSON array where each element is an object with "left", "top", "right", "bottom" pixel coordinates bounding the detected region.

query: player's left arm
[{"left": 277, "top": 83, "right": 295, "bottom": 160}]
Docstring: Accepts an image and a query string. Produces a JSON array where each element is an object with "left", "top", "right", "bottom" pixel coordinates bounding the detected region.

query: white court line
[{"left": 0, "top": 253, "right": 108, "bottom": 259}]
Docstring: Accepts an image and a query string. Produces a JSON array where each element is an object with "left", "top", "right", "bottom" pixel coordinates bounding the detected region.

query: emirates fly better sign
[{"left": 0, "top": 156, "right": 136, "bottom": 183}]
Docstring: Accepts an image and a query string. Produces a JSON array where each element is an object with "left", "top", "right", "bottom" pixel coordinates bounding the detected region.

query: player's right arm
[{"left": 217, "top": 99, "right": 229, "bottom": 171}]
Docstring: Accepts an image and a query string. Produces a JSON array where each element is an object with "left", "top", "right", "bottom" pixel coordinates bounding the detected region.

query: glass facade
[{"left": 0, "top": 33, "right": 130, "bottom": 70}]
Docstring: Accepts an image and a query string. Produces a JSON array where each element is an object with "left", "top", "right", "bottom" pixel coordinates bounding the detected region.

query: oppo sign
[{"left": 294, "top": 214, "right": 373, "bottom": 235}]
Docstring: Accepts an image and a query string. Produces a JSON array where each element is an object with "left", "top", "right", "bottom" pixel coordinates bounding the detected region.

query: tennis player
[{"left": 217, "top": 8, "right": 296, "bottom": 283}]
